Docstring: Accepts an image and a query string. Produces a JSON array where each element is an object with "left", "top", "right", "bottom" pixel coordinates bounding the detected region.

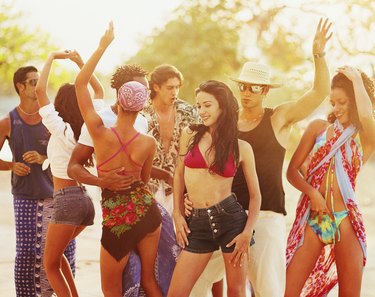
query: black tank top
[{"left": 232, "top": 108, "right": 287, "bottom": 215}]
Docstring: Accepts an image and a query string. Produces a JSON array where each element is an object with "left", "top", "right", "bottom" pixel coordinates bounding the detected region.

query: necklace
[
  {"left": 243, "top": 110, "right": 264, "bottom": 123},
  {"left": 155, "top": 105, "right": 175, "bottom": 123},
  {"left": 18, "top": 105, "right": 39, "bottom": 116}
]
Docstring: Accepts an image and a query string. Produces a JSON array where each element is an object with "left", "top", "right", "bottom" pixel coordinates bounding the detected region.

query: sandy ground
[{"left": 0, "top": 160, "right": 374, "bottom": 296}]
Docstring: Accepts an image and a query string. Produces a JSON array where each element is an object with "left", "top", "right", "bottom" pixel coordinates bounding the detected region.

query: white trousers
[{"left": 248, "top": 211, "right": 286, "bottom": 297}]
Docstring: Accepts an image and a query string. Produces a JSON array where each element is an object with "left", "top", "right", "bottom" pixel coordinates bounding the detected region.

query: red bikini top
[{"left": 184, "top": 144, "right": 236, "bottom": 177}]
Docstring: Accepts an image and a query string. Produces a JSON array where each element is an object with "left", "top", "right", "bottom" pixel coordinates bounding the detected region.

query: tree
[
  {"left": 128, "top": 0, "right": 374, "bottom": 105},
  {"left": 0, "top": 1, "right": 58, "bottom": 95}
]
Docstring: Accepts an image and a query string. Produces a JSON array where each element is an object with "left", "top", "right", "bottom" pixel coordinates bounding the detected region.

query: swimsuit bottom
[
  {"left": 308, "top": 210, "right": 348, "bottom": 245},
  {"left": 100, "top": 181, "right": 162, "bottom": 261}
]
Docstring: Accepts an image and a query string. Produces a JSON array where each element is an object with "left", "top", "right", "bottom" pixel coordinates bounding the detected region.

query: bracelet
[{"left": 313, "top": 52, "right": 326, "bottom": 59}]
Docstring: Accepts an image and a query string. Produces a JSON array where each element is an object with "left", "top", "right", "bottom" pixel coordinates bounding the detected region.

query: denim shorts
[
  {"left": 185, "top": 193, "right": 253, "bottom": 254},
  {"left": 52, "top": 186, "right": 95, "bottom": 226}
]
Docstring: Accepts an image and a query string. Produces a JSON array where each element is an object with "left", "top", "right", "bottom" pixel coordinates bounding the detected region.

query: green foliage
[
  {"left": 0, "top": 2, "right": 58, "bottom": 95},
  {"left": 128, "top": 0, "right": 245, "bottom": 102}
]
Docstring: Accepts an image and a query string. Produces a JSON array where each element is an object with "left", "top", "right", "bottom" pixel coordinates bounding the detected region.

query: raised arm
[
  {"left": 75, "top": 22, "right": 114, "bottom": 138},
  {"left": 69, "top": 51, "right": 104, "bottom": 99},
  {"left": 172, "top": 127, "right": 193, "bottom": 248},
  {"left": 277, "top": 18, "right": 333, "bottom": 124},
  {"left": 35, "top": 50, "right": 76, "bottom": 107},
  {"left": 338, "top": 66, "right": 375, "bottom": 161}
]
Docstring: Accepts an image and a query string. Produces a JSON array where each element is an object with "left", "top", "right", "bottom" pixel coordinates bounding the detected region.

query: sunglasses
[
  {"left": 23, "top": 78, "right": 39, "bottom": 87},
  {"left": 238, "top": 83, "right": 264, "bottom": 94}
]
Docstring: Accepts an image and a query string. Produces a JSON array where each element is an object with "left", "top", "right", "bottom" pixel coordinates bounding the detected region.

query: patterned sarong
[
  {"left": 286, "top": 121, "right": 366, "bottom": 297},
  {"left": 14, "top": 197, "right": 76, "bottom": 297}
]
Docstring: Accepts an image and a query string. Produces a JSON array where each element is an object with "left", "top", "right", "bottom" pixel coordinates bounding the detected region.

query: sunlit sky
[{"left": 9, "top": 0, "right": 184, "bottom": 73}]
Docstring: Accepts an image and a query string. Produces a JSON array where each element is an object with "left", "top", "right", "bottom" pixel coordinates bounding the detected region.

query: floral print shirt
[{"left": 141, "top": 99, "right": 198, "bottom": 195}]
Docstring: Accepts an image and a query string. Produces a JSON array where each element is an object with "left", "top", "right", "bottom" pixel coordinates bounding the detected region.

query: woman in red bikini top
[
  {"left": 168, "top": 80, "right": 261, "bottom": 297},
  {"left": 75, "top": 22, "right": 163, "bottom": 297}
]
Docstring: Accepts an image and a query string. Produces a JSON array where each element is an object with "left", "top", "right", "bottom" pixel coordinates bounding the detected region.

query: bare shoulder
[
  {"left": 140, "top": 133, "right": 157, "bottom": 146},
  {"left": 0, "top": 115, "right": 10, "bottom": 137},
  {"left": 305, "top": 119, "right": 329, "bottom": 136},
  {"left": 238, "top": 139, "right": 253, "bottom": 152}
]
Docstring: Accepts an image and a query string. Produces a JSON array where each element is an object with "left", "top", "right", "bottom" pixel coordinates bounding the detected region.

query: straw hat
[{"left": 229, "top": 62, "right": 281, "bottom": 88}]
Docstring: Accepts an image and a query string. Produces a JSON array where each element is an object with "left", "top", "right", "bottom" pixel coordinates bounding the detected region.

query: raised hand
[
  {"left": 313, "top": 18, "right": 333, "bottom": 55},
  {"left": 99, "top": 21, "right": 114, "bottom": 50},
  {"left": 52, "top": 50, "right": 75, "bottom": 60},
  {"left": 69, "top": 50, "right": 84, "bottom": 66}
]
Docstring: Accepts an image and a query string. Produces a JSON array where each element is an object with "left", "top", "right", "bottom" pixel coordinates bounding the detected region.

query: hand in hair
[{"left": 337, "top": 66, "right": 362, "bottom": 82}]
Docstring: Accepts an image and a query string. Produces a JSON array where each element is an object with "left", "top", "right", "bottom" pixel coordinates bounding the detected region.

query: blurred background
[
  {"left": 1, "top": 0, "right": 374, "bottom": 153},
  {"left": 1, "top": 0, "right": 374, "bottom": 296}
]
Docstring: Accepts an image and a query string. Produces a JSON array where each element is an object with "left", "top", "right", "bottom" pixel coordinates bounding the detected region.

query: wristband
[{"left": 313, "top": 52, "right": 326, "bottom": 59}]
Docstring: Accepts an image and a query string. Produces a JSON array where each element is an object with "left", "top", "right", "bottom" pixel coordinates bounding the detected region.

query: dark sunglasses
[
  {"left": 238, "top": 83, "right": 264, "bottom": 94},
  {"left": 23, "top": 78, "right": 39, "bottom": 87}
]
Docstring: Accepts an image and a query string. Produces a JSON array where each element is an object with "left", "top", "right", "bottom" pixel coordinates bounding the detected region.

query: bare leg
[
  {"left": 222, "top": 253, "right": 247, "bottom": 297},
  {"left": 44, "top": 223, "right": 85, "bottom": 297},
  {"left": 100, "top": 245, "right": 130, "bottom": 297},
  {"left": 168, "top": 251, "right": 213, "bottom": 297},
  {"left": 285, "top": 225, "right": 324, "bottom": 297},
  {"left": 137, "top": 226, "right": 162, "bottom": 297},
  {"left": 334, "top": 217, "right": 364, "bottom": 297},
  {"left": 212, "top": 279, "right": 223, "bottom": 297}
]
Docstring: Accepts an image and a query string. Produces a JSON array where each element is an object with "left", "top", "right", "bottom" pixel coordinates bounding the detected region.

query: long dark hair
[
  {"left": 328, "top": 70, "right": 374, "bottom": 130},
  {"left": 188, "top": 80, "right": 239, "bottom": 174},
  {"left": 54, "top": 83, "right": 83, "bottom": 142}
]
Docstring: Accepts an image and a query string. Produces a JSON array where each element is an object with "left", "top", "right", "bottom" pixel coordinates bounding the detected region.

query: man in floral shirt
[{"left": 141, "top": 64, "right": 197, "bottom": 215}]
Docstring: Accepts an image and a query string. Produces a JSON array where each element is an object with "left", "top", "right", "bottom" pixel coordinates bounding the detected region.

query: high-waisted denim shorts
[
  {"left": 52, "top": 186, "right": 95, "bottom": 226},
  {"left": 185, "top": 193, "right": 253, "bottom": 254}
]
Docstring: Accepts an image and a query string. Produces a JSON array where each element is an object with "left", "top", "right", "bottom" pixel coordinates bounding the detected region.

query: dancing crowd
[{"left": 0, "top": 17, "right": 374, "bottom": 297}]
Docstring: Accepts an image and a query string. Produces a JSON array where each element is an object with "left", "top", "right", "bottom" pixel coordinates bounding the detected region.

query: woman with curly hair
[
  {"left": 168, "top": 80, "right": 261, "bottom": 297},
  {"left": 285, "top": 67, "right": 375, "bottom": 297}
]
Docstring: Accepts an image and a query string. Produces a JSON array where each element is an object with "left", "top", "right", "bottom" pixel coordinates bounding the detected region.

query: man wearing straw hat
[{"left": 185, "top": 18, "right": 332, "bottom": 297}]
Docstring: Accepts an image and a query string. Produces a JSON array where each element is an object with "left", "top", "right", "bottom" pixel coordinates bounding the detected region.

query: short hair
[
  {"left": 149, "top": 64, "right": 184, "bottom": 99},
  {"left": 110, "top": 64, "right": 148, "bottom": 93},
  {"left": 13, "top": 66, "right": 38, "bottom": 94}
]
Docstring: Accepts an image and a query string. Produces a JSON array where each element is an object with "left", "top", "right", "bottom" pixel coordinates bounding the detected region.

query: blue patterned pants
[{"left": 14, "top": 197, "right": 76, "bottom": 297}]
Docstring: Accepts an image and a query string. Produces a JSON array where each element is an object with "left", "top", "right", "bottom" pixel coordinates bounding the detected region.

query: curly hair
[
  {"left": 188, "top": 80, "right": 240, "bottom": 174},
  {"left": 328, "top": 69, "right": 375, "bottom": 129},
  {"left": 110, "top": 64, "right": 148, "bottom": 93}
]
